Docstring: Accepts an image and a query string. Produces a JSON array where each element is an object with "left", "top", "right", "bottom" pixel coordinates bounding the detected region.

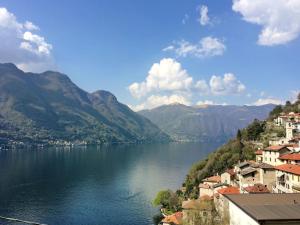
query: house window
[{"left": 270, "top": 158, "right": 271, "bottom": 162}]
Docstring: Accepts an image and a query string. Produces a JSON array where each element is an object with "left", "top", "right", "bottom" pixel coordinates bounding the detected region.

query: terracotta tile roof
[
  {"left": 161, "top": 212, "right": 183, "bottom": 225},
  {"left": 264, "top": 145, "right": 289, "bottom": 152},
  {"left": 279, "top": 153, "right": 300, "bottom": 161},
  {"left": 243, "top": 184, "right": 270, "bottom": 193},
  {"left": 275, "top": 164, "right": 300, "bottom": 176},
  {"left": 255, "top": 149, "right": 263, "bottom": 155},
  {"left": 202, "top": 175, "right": 221, "bottom": 183},
  {"left": 218, "top": 186, "right": 240, "bottom": 195}
]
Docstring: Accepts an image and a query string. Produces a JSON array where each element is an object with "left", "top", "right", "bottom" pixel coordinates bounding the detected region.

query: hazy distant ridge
[{"left": 139, "top": 104, "right": 275, "bottom": 142}]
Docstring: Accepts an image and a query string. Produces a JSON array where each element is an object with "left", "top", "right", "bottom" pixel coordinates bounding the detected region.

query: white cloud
[
  {"left": 195, "top": 80, "right": 209, "bottom": 94},
  {"left": 129, "top": 94, "right": 191, "bottom": 111},
  {"left": 253, "top": 98, "right": 283, "bottom": 106},
  {"left": 232, "top": 0, "right": 300, "bottom": 46},
  {"left": 128, "top": 58, "right": 246, "bottom": 109},
  {"left": 198, "top": 5, "right": 210, "bottom": 26},
  {"left": 24, "top": 21, "right": 39, "bottom": 30},
  {"left": 0, "top": 7, "right": 53, "bottom": 72},
  {"left": 162, "top": 45, "right": 175, "bottom": 52},
  {"left": 128, "top": 58, "right": 193, "bottom": 98},
  {"left": 209, "top": 73, "right": 246, "bottom": 95},
  {"left": 163, "top": 37, "right": 226, "bottom": 58}
]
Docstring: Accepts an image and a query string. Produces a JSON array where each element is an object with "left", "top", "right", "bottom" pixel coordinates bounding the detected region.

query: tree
[
  {"left": 236, "top": 129, "right": 242, "bottom": 141},
  {"left": 153, "top": 190, "right": 172, "bottom": 207},
  {"left": 246, "top": 119, "right": 264, "bottom": 141},
  {"left": 269, "top": 105, "right": 283, "bottom": 119}
]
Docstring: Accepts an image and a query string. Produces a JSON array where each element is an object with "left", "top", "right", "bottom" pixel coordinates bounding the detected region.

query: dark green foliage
[
  {"left": 244, "top": 119, "right": 265, "bottom": 141},
  {"left": 269, "top": 105, "right": 283, "bottom": 119},
  {"left": 153, "top": 190, "right": 182, "bottom": 212},
  {"left": 0, "top": 63, "right": 170, "bottom": 144},
  {"left": 236, "top": 129, "right": 242, "bottom": 141}
]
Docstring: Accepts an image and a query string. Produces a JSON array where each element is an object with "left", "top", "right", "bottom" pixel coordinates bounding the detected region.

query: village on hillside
[{"left": 160, "top": 112, "right": 300, "bottom": 225}]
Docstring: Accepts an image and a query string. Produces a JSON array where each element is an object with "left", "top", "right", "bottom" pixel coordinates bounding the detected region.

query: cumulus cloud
[
  {"left": 128, "top": 58, "right": 193, "bottom": 98},
  {"left": 209, "top": 73, "right": 246, "bottom": 95},
  {"left": 128, "top": 58, "right": 246, "bottom": 109},
  {"left": 0, "top": 7, "right": 53, "bottom": 72},
  {"left": 129, "top": 94, "right": 191, "bottom": 111},
  {"left": 163, "top": 37, "right": 226, "bottom": 58},
  {"left": 198, "top": 5, "right": 210, "bottom": 26},
  {"left": 232, "top": 0, "right": 300, "bottom": 46},
  {"left": 253, "top": 98, "right": 283, "bottom": 106}
]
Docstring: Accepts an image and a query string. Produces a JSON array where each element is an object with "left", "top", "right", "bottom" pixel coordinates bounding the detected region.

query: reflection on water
[{"left": 0, "top": 142, "right": 221, "bottom": 225}]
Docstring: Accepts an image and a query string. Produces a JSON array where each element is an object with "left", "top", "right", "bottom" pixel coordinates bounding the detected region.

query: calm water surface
[{"left": 0, "top": 142, "right": 221, "bottom": 225}]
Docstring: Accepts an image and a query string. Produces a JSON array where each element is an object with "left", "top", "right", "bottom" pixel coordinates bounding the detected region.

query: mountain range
[
  {"left": 0, "top": 63, "right": 169, "bottom": 144},
  {"left": 0, "top": 63, "right": 276, "bottom": 145},
  {"left": 139, "top": 103, "right": 275, "bottom": 142}
]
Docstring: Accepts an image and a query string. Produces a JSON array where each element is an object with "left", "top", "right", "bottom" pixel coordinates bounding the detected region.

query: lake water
[{"left": 0, "top": 142, "right": 221, "bottom": 225}]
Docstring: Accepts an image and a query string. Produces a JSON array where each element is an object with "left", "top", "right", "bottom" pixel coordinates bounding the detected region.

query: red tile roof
[
  {"left": 279, "top": 153, "right": 300, "bottom": 161},
  {"left": 243, "top": 184, "right": 270, "bottom": 193},
  {"left": 203, "top": 175, "right": 221, "bottom": 183},
  {"left": 264, "top": 145, "right": 289, "bottom": 152},
  {"left": 218, "top": 186, "right": 240, "bottom": 195},
  {"left": 161, "top": 212, "right": 183, "bottom": 225},
  {"left": 255, "top": 149, "right": 263, "bottom": 155},
  {"left": 275, "top": 164, "right": 300, "bottom": 176}
]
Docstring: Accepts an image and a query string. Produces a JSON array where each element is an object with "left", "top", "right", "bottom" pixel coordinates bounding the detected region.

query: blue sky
[{"left": 0, "top": 0, "right": 299, "bottom": 110}]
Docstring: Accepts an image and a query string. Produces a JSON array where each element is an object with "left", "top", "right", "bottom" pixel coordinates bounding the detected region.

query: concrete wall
[
  {"left": 259, "top": 168, "right": 276, "bottom": 191},
  {"left": 221, "top": 173, "right": 231, "bottom": 185},
  {"left": 229, "top": 201, "right": 259, "bottom": 225},
  {"left": 199, "top": 187, "right": 213, "bottom": 197}
]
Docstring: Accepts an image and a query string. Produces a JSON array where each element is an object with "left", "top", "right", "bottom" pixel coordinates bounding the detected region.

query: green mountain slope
[
  {"left": 139, "top": 104, "right": 275, "bottom": 142},
  {"left": 183, "top": 98, "right": 300, "bottom": 198},
  {"left": 0, "top": 63, "right": 169, "bottom": 144}
]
